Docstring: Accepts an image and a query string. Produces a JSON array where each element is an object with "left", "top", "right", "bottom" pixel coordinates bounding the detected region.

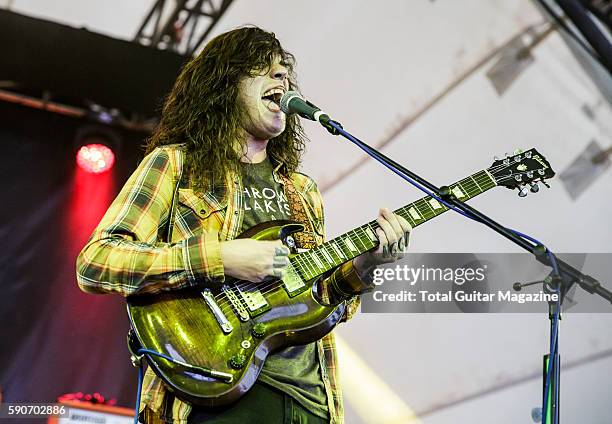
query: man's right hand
[{"left": 220, "top": 239, "right": 290, "bottom": 282}]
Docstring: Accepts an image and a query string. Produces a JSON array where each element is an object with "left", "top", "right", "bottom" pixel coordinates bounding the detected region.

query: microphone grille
[{"left": 280, "top": 91, "right": 302, "bottom": 114}]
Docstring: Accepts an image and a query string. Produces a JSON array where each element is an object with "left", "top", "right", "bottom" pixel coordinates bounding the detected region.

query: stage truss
[{"left": 134, "top": 0, "right": 235, "bottom": 56}]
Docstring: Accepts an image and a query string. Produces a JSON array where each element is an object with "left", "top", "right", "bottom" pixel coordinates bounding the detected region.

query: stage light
[
  {"left": 76, "top": 143, "right": 115, "bottom": 174},
  {"left": 88, "top": 104, "right": 121, "bottom": 125},
  {"left": 73, "top": 125, "right": 121, "bottom": 174}
]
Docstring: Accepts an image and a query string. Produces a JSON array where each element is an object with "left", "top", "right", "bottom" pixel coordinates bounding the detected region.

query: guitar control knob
[
  {"left": 251, "top": 323, "right": 266, "bottom": 338},
  {"left": 229, "top": 353, "right": 246, "bottom": 369},
  {"left": 530, "top": 183, "right": 539, "bottom": 193},
  {"left": 518, "top": 186, "right": 529, "bottom": 197}
]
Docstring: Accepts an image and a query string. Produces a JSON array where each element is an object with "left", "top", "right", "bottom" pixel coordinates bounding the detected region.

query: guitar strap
[
  {"left": 280, "top": 175, "right": 318, "bottom": 249},
  {"left": 164, "top": 147, "right": 185, "bottom": 244}
]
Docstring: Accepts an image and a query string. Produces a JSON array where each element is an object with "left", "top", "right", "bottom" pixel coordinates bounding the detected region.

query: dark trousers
[{"left": 187, "top": 383, "right": 329, "bottom": 424}]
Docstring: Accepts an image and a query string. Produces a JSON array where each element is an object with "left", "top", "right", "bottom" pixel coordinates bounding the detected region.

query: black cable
[{"left": 535, "top": 0, "right": 612, "bottom": 73}]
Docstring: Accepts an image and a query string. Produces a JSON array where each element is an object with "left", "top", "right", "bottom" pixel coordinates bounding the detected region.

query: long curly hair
[{"left": 145, "top": 26, "right": 307, "bottom": 193}]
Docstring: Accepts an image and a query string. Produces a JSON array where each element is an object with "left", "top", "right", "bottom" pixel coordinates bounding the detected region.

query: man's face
[{"left": 237, "top": 56, "right": 290, "bottom": 142}]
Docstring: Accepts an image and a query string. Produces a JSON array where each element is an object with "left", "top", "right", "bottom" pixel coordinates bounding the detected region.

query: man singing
[{"left": 76, "top": 26, "right": 411, "bottom": 424}]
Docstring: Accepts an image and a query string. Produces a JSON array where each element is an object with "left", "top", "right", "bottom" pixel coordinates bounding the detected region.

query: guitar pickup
[
  {"left": 282, "top": 267, "right": 308, "bottom": 297},
  {"left": 222, "top": 284, "right": 250, "bottom": 322},
  {"left": 235, "top": 286, "right": 270, "bottom": 317}
]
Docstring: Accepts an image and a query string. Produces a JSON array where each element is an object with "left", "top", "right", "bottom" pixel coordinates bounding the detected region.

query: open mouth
[{"left": 261, "top": 88, "right": 284, "bottom": 111}]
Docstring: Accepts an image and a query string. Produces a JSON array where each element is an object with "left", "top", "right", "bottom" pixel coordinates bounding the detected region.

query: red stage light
[{"left": 76, "top": 144, "right": 115, "bottom": 174}]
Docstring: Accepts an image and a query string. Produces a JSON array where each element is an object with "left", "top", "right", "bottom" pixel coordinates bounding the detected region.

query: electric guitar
[{"left": 127, "top": 148, "right": 555, "bottom": 407}]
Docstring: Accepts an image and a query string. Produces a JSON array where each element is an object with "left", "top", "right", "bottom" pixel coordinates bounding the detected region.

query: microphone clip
[{"left": 322, "top": 118, "right": 343, "bottom": 136}]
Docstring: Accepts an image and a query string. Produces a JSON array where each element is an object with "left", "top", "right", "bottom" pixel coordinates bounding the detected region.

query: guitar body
[{"left": 127, "top": 220, "right": 345, "bottom": 407}]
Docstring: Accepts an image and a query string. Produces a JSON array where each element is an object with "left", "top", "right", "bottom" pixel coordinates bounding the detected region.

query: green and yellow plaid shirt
[{"left": 76, "top": 145, "right": 360, "bottom": 424}]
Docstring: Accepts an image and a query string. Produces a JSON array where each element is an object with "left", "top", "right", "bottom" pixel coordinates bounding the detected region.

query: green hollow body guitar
[{"left": 127, "top": 148, "right": 554, "bottom": 407}]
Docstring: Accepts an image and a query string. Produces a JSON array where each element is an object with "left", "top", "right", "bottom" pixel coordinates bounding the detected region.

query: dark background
[{"left": 0, "top": 101, "right": 149, "bottom": 410}]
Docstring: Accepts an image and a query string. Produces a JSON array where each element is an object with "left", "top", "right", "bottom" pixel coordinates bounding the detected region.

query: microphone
[{"left": 280, "top": 91, "right": 333, "bottom": 126}]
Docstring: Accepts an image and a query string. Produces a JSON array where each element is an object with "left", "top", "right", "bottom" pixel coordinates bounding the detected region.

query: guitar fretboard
[{"left": 290, "top": 169, "right": 497, "bottom": 280}]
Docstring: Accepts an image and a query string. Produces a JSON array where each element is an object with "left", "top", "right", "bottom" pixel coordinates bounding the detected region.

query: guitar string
[
  {"left": 211, "top": 168, "right": 526, "bottom": 312},
  {"left": 210, "top": 170, "right": 535, "bottom": 316},
  {"left": 233, "top": 168, "right": 511, "bottom": 286},
  {"left": 212, "top": 224, "right": 381, "bottom": 316},
  {"left": 215, "top": 165, "right": 534, "bottom": 303},
  {"left": 214, "top": 178, "right": 478, "bottom": 307},
  {"left": 210, "top": 171, "right": 503, "bottom": 315},
  {"left": 210, "top": 171, "right": 526, "bottom": 316}
]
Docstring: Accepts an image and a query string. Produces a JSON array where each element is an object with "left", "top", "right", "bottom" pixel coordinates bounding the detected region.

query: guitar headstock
[{"left": 487, "top": 148, "right": 555, "bottom": 197}]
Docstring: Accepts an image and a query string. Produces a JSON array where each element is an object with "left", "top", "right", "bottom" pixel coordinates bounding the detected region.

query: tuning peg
[
  {"left": 514, "top": 148, "right": 524, "bottom": 154},
  {"left": 494, "top": 155, "right": 500, "bottom": 161},
  {"left": 518, "top": 186, "right": 529, "bottom": 197},
  {"left": 505, "top": 152, "right": 511, "bottom": 157},
  {"left": 530, "top": 182, "right": 539, "bottom": 193}
]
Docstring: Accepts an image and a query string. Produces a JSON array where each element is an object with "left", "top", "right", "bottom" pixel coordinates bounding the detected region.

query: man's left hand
[{"left": 353, "top": 207, "right": 412, "bottom": 280}]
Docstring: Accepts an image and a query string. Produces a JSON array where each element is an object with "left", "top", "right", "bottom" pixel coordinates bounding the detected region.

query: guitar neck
[{"left": 292, "top": 169, "right": 497, "bottom": 280}]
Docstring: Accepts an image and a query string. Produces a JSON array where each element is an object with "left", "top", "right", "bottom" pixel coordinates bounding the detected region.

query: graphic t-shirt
[
  {"left": 240, "top": 158, "right": 291, "bottom": 230},
  {"left": 239, "top": 158, "right": 329, "bottom": 420}
]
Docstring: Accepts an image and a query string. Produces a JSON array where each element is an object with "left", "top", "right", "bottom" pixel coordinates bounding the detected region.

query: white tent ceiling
[{"left": 6, "top": 1, "right": 612, "bottom": 423}]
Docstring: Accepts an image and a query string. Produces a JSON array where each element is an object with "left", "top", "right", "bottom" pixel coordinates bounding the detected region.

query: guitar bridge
[{"left": 201, "top": 289, "right": 233, "bottom": 334}]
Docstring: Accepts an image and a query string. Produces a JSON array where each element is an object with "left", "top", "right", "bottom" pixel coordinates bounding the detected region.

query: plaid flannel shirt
[{"left": 76, "top": 145, "right": 360, "bottom": 424}]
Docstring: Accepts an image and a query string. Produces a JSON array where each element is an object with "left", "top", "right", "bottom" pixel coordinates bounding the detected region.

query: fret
[
  {"left": 351, "top": 229, "right": 369, "bottom": 252},
  {"left": 400, "top": 208, "right": 417, "bottom": 227},
  {"left": 423, "top": 197, "right": 437, "bottom": 215},
  {"left": 470, "top": 175, "right": 483, "bottom": 192},
  {"left": 320, "top": 248, "right": 334, "bottom": 265},
  {"left": 345, "top": 237, "right": 358, "bottom": 252},
  {"left": 428, "top": 197, "right": 444, "bottom": 211},
  {"left": 364, "top": 226, "right": 378, "bottom": 242},
  {"left": 482, "top": 169, "right": 496, "bottom": 187},
  {"left": 451, "top": 184, "right": 466, "bottom": 199},
  {"left": 408, "top": 206, "right": 421, "bottom": 221},
  {"left": 469, "top": 183, "right": 481, "bottom": 197},
  {"left": 478, "top": 170, "right": 497, "bottom": 189},
  {"left": 336, "top": 236, "right": 353, "bottom": 259},
  {"left": 331, "top": 242, "right": 346, "bottom": 260},
  {"left": 310, "top": 251, "right": 324, "bottom": 269},
  {"left": 456, "top": 179, "right": 472, "bottom": 194},
  {"left": 328, "top": 243, "right": 343, "bottom": 263},
  {"left": 304, "top": 250, "right": 325, "bottom": 279},
  {"left": 300, "top": 253, "right": 318, "bottom": 279},
  {"left": 461, "top": 178, "right": 480, "bottom": 197},
  {"left": 304, "top": 251, "right": 314, "bottom": 268},
  {"left": 413, "top": 201, "right": 427, "bottom": 219},
  {"left": 415, "top": 199, "right": 434, "bottom": 220}
]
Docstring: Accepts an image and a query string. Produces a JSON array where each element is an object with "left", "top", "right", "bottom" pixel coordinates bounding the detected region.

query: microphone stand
[{"left": 319, "top": 118, "right": 612, "bottom": 424}]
